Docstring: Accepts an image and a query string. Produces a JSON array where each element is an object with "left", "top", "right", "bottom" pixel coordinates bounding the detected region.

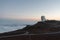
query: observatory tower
[{"left": 41, "top": 16, "right": 46, "bottom": 22}]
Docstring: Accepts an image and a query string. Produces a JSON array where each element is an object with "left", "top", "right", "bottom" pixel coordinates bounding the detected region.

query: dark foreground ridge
[{"left": 0, "top": 20, "right": 60, "bottom": 40}]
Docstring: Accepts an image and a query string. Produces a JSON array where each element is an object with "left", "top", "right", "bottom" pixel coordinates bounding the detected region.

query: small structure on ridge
[{"left": 41, "top": 16, "right": 46, "bottom": 22}]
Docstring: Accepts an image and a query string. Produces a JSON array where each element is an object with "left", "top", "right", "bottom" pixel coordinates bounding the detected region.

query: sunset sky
[{"left": 0, "top": 0, "right": 60, "bottom": 20}]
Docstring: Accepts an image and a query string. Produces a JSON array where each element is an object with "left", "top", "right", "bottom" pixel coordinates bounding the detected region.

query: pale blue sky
[{"left": 0, "top": 0, "right": 60, "bottom": 20}]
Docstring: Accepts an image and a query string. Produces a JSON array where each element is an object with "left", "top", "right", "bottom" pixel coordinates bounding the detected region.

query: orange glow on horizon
[{"left": 2, "top": 16, "right": 60, "bottom": 21}]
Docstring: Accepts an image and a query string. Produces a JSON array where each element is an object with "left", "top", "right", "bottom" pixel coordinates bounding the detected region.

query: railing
[{"left": 0, "top": 31, "right": 60, "bottom": 40}]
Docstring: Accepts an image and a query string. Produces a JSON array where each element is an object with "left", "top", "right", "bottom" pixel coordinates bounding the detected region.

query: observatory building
[{"left": 41, "top": 16, "right": 46, "bottom": 22}]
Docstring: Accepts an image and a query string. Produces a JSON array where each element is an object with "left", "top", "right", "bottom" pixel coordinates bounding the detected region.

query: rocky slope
[{"left": 0, "top": 20, "right": 60, "bottom": 36}]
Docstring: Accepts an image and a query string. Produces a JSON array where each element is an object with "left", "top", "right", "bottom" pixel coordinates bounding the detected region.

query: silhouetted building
[{"left": 41, "top": 16, "right": 46, "bottom": 22}]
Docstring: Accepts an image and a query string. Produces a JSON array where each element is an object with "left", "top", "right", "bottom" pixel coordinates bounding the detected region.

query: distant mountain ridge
[{"left": 0, "top": 20, "right": 60, "bottom": 36}]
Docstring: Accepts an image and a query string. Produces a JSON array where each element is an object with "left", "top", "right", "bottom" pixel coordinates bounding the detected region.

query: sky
[{"left": 0, "top": 0, "right": 60, "bottom": 21}]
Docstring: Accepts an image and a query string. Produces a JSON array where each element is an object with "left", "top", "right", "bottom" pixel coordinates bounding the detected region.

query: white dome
[{"left": 41, "top": 16, "right": 46, "bottom": 22}]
